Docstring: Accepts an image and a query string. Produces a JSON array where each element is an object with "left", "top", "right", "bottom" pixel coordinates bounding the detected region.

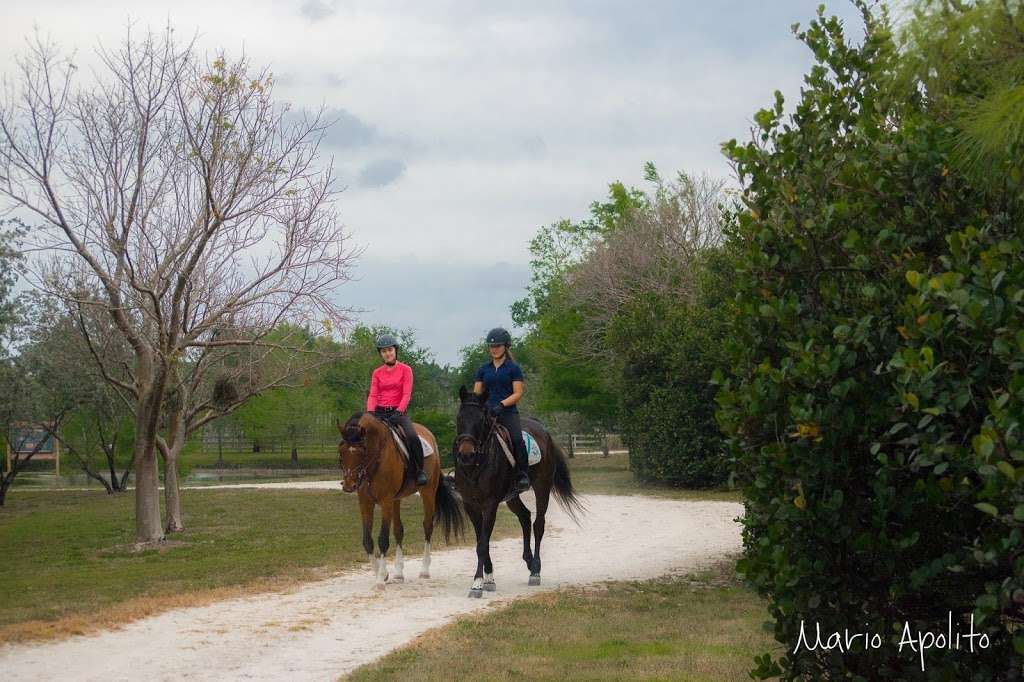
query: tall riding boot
[
  {"left": 410, "top": 439, "right": 428, "bottom": 486},
  {"left": 513, "top": 444, "right": 531, "bottom": 493},
  {"left": 395, "top": 413, "right": 427, "bottom": 487}
]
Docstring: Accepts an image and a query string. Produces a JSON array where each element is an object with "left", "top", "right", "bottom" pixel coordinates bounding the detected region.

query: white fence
[{"left": 562, "top": 433, "right": 627, "bottom": 457}]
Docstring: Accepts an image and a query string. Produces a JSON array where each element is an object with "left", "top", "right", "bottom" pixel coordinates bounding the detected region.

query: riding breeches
[{"left": 374, "top": 409, "right": 425, "bottom": 473}]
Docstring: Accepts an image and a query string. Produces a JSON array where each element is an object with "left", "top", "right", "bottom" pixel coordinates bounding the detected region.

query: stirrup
[
  {"left": 514, "top": 472, "right": 530, "bottom": 492},
  {"left": 415, "top": 470, "right": 428, "bottom": 486}
]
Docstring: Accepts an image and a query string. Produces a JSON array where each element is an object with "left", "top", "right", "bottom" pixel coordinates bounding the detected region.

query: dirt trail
[{"left": 0, "top": 487, "right": 743, "bottom": 681}]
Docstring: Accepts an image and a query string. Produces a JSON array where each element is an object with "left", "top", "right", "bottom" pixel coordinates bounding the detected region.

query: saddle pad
[
  {"left": 389, "top": 428, "right": 434, "bottom": 459},
  {"left": 499, "top": 430, "right": 543, "bottom": 467},
  {"left": 524, "top": 431, "right": 541, "bottom": 466}
]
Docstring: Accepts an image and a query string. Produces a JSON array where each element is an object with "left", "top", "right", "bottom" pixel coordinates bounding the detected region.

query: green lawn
[
  {"left": 568, "top": 452, "right": 742, "bottom": 503},
  {"left": 0, "top": 487, "right": 509, "bottom": 641},
  {"left": 347, "top": 559, "right": 777, "bottom": 682}
]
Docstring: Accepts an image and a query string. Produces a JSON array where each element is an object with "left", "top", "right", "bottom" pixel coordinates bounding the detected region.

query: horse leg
[
  {"left": 359, "top": 493, "right": 377, "bottom": 576},
  {"left": 506, "top": 496, "right": 534, "bottom": 575},
  {"left": 391, "top": 499, "right": 405, "bottom": 583},
  {"left": 480, "top": 503, "right": 498, "bottom": 592},
  {"left": 420, "top": 478, "right": 437, "bottom": 579},
  {"left": 375, "top": 498, "right": 393, "bottom": 589},
  {"left": 530, "top": 485, "right": 550, "bottom": 586},
  {"left": 466, "top": 506, "right": 485, "bottom": 598}
]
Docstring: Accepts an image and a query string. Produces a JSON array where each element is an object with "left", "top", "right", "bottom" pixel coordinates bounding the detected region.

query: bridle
[
  {"left": 454, "top": 401, "right": 498, "bottom": 467},
  {"left": 340, "top": 431, "right": 381, "bottom": 492}
]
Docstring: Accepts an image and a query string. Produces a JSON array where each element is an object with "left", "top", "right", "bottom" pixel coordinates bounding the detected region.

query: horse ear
[{"left": 459, "top": 385, "right": 467, "bottom": 402}]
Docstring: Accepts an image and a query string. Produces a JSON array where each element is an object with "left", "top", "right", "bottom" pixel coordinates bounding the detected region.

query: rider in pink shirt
[
  {"left": 367, "top": 334, "right": 428, "bottom": 486},
  {"left": 367, "top": 361, "right": 413, "bottom": 413}
]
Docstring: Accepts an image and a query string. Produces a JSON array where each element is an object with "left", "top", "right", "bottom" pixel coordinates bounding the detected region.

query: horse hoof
[
  {"left": 468, "top": 588, "right": 483, "bottom": 599},
  {"left": 483, "top": 582, "right": 496, "bottom": 592},
  {"left": 529, "top": 575, "right": 541, "bottom": 586},
  {"left": 374, "top": 582, "right": 386, "bottom": 591},
  {"left": 391, "top": 575, "right": 404, "bottom": 583},
  {"left": 419, "top": 571, "right": 430, "bottom": 579}
]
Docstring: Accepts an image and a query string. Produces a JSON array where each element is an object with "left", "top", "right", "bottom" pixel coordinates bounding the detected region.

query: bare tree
[
  {"left": 0, "top": 28, "right": 355, "bottom": 542},
  {"left": 567, "top": 169, "right": 726, "bottom": 364}
]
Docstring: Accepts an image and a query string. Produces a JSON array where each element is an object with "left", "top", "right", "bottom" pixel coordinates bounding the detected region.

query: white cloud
[{"left": 0, "top": 0, "right": 867, "bottom": 360}]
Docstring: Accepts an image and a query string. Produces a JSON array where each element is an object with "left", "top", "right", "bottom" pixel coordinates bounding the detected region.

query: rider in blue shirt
[{"left": 474, "top": 327, "right": 530, "bottom": 493}]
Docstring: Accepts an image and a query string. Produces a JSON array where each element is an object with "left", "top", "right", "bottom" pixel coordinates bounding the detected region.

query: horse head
[
  {"left": 455, "top": 385, "right": 491, "bottom": 466},
  {"left": 337, "top": 412, "right": 370, "bottom": 493}
]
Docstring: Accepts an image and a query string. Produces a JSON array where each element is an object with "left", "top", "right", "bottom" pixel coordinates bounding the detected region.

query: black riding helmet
[
  {"left": 376, "top": 333, "right": 399, "bottom": 350},
  {"left": 485, "top": 327, "right": 512, "bottom": 346}
]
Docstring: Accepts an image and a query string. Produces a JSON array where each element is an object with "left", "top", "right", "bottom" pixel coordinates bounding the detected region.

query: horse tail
[
  {"left": 550, "top": 437, "right": 586, "bottom": 524},
  {"left": 433, "top": 474, "right": 465, "bottom": 544}
]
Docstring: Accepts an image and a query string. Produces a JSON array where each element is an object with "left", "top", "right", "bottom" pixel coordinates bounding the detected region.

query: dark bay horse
[
  {"left": 338, "top": 411, "right": 464, "bottom": 588},
  {"left": 454, "top": 386, "right": 584, "bottom": 597}
]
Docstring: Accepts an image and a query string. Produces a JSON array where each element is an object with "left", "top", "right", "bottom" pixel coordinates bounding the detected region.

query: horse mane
[{"left": 343, "top": 411, "right": 365, "bottom": 443}]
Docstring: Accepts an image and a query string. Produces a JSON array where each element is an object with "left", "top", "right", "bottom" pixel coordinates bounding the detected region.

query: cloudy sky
[{"left": 1, "top": 1, "right": 865, "bottom": 364}]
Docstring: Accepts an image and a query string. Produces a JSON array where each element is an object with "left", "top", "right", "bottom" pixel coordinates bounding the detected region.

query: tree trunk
[
  {"left": 105, "top": 438, "right": 121, "bottom": 492},
  {"left": 162, "top": 407, "right": 188, "bottom": 533},
  {"left": 133, "top": 435, "right": 163, "bottom": 543},
  {"left": 133, "top": 374, "right": 166, "bottom": 544},
  {"left": 118, "top": 465, "right": 132, "bottom": 491},
  {"left": 163, "top": 452, "right": 183, "bottom": 533}
]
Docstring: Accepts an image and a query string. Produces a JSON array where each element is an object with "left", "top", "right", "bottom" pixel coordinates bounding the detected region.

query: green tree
[
  {"left": 717, "top": 3, "right": 1023, "bottom": 677},
  {"left": 509, "top": 183, "right": 648, "bottom": 427}
]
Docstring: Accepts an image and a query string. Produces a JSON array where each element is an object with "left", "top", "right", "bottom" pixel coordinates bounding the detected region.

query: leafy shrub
[
  {"left": 716, "top": 6, "right": 1023, "bottom": 679},
  {"left": 612, "top": 250, "right": 732, "bottom": 487},
  {"left": 412, "top": 408, "right": 456, "bottom": 467}
]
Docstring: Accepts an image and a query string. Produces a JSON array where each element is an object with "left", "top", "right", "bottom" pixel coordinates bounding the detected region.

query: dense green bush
[
  {"left": 411, "top": 408, "right": 456, "bottom": 467},
  {"left": 612, "top": 250, "right": 732, "bottom": 487},
  {"left": 717, "top": 6, "right": 1023, "bottom": 679}
]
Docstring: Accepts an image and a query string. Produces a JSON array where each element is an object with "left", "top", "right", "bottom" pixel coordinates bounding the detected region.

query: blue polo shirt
[{"left": 474, "top": 359, "right": 524, "bottom": 412}]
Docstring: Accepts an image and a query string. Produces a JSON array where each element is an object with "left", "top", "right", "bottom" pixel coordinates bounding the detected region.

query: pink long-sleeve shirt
[{"left": 366, "top": 362, "right": 413, "bottom": 412}]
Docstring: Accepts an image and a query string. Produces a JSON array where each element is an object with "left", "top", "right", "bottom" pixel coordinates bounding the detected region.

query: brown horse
[{"left": 337, "top": 411, "right": 464, "bottom": 588}]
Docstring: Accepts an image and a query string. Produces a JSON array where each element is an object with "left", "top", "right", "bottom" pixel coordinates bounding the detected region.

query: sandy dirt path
[{"left": 1, "top": 487, "right": 743, "bottom": 681}]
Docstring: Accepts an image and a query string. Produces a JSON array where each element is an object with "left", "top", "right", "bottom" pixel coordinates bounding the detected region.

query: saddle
[
  {"left": 379, "top": 420, "right": 434, "bottom": 463},
  {"left": 493, "top": 425, "right": 541, "bottom": 468}
]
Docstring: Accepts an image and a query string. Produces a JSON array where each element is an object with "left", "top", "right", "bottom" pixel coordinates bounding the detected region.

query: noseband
[{"left": 455, "top": 402, "right": 497, "bottom": 465}]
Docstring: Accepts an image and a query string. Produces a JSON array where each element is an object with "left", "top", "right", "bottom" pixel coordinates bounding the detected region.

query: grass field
[
  {"left": 347, "top": 558, "right": 776, "bottom": 681},
  {"left": 0, "top": 486, "right": 512, "bottom": 642},
  {"left": 568, "top": 452, "right": 743, "bottom": 503}
]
